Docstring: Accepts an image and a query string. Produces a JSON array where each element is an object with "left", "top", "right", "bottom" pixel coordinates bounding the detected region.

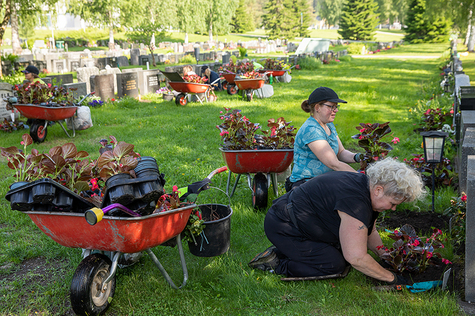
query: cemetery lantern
[
  {"left": 194, "top": 45, "right": 200, "bottom": 64},
  {"left": 420, "top": 131, "right": 448, "bottom": 212}
]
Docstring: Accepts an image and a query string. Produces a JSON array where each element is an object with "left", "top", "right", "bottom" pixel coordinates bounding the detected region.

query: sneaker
[
  {"left": 118, "top": 252, "right": 143, "bottom": 268},
  {"left": 248, "top": 246, "right": 279, "bottom": 272}
]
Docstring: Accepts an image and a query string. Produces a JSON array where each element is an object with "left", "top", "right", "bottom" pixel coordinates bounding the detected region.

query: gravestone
[
  {"left": 121, "top": 68, "right": 144, "bottom": 95},
  {"left": 63, "top": 82, "right": 88, "bottom": 100},
  {"left": 465, "top": 155, "right": 475, "bottom": 302},
  {"left": 116, "top": 56, "right": 129, "bottom": 67},
  {"left": 18, "top": 55, "right": 34, "bottom": 63},
  {"left": 459, "top": 128, "right": 475, "bottom": 193},
  {"left": 0, "top": 82, "right": 16, "bottom": 121},
  {"left": 90, "top": 74, "right": 115, "bottom": 101},
  {"left": 139, "top": 55, "right": 150, "bottom": 66},
  {"left": 130, "top": 49, "right": 140, "bottom": 65},
  {"left": 117, "top": 72, "right": 139, "bottom": 98},
  {"left": 46, "top": 74, "right": 74, "bottom": 86},
  {"left": 99, "top": 67, "right": 122, "bottom": 94},
  {"left": 139, "top": 70, "right": 161, "bottom": 95},
  {"left": 77, "top": 66, "right": 100, "bottom": 93},
  {"left": 70, "top": 60, "right": 80, "bottom": 72}
]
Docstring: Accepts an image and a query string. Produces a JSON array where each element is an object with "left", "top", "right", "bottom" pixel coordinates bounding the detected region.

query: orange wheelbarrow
[
  {"left": 234, "top": 78, "right": 265, "bottom": 102},
  {"left": 220, "top": 71, "right": 239, "bottom": 95}
]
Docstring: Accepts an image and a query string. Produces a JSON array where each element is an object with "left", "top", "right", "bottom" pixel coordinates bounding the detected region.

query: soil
[{"left": 376, "top": 209, "right": 475, "bottom": 314}]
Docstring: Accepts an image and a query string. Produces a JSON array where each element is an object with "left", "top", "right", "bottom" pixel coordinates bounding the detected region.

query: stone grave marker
[
  {"left": 130, "top": 49, "right": 140, "bottom": 65},
  {"left": 70, "top": 60, "right": 80, "bottom": 72},
  {"left": 121, "top": 68, "right": 144, "bottom": 95},
  {"left": 140, "top": 70, "right": 161, "bottom": 95},
  {"left": 0, "top": 83, "right": 16, "bottom": 121},
  {"left": 99, "top": 67, "right": 122, "bottom": 94},
  {"left": 117, "top": 72, "right": 139, "bottom": 98},
  {"left": 466, "top": 155, "right": 475, "bottom": 302},
  {"left": 77, "top": 66, "right": 100, "bottom": 93},
  {"left": 90, "top": 74, "right": 115, "bottom": 101},
  {"left": 64, "top": 82, "right": 88, "bottom": 99},
  {"left": 117, "top": 56, "right": 129, "bottom": 67},
  {"left": 46, "top": 74, "right": 74, "bottom": 86}
]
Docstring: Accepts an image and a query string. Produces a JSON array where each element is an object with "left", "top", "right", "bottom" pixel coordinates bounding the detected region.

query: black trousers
[{"left": 264, "top": 206, "right": 348, "bottom": 277}]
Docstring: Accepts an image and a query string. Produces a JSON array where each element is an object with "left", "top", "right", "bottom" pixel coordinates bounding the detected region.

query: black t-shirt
[{"left": 288, "top": 172, "right": 378, "bottom": 244}]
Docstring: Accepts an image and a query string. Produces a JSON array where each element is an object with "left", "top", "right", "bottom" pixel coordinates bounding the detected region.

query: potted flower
[
  {"left": 157, "top": 87, "right": 173, "bottom": 101},
  {"left": 217, "top": 107, "right": 296, "bottom": 209}
]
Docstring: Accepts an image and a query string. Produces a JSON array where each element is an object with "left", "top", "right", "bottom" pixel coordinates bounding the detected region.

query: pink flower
[
  {"left": 412, "top": 239, "right": 420, "bottom": 246},
  {"left": 219, "top": 131, "right": 229, "bottom": 136},
  {"left": 358, "top": 135, "right": 363, "bottom": 140},
  {"left": 172, "top": 185, "right": 178, "bottom": 193},
  {"left": 392, "top": 137, "right": 400, "bottom": 144},
  {"left": 426, "top": 252, "right": 433, "bottom": 259},
  {"left": 462, "top": 195, "right": 467, "bottom": 202},
  {"left": 359, "top": 128, "right": 365, "bottom": 133},
  {"left": 20, "top": 141, "right": 24, "bottom": 145},
  {"left": 425, "top": 109, "right": 431, "bottom": 115},
  {"left": 373, "top": 156, "right": 379, "bottom": 161},
  {"left": 220, "top": 111, "right": 223, "bottom": 114},
  {"left": 442, "top": 258, "right": 452, "bottom": 265},
  {"left": 450, "top": 109, "right": 454, "bottom": 114}
]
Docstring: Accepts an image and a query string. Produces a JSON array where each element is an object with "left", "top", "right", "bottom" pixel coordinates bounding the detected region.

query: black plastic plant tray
[
  {"left": 5, "top": 178, "right": 95, "bottom": 213},
  {"left": 101, "top": 175, "right": 165, "bottom": 209}
]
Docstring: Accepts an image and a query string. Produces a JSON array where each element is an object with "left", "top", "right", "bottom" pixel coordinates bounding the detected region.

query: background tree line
[{"left": 0, "top": 0, "right": 475, "bottom": 53}]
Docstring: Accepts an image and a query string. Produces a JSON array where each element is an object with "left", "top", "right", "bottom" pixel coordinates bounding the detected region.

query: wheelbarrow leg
[
  {"left": 226, "top": 171, "right": 241, "bottom": 198},
  {"left": 271, "top": 173, "right": 279, "bottom": 197},
  {"left": 145, "top": 234, "right": 188, "bottom": 289},
  {"left": 58, "top": 119, "right": 76, "bottom": 138},
  {"left": 102, "top": 252, "right": 120, "bottom": 285}
]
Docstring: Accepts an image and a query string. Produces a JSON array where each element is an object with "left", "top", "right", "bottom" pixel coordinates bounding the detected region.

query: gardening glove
[{"left": 386, "top": 271, "right": 409, "bottom": 286}]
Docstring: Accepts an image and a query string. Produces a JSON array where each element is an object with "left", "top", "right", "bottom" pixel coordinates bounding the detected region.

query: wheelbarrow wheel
[
  {"left": 227, "top": 84, "right": 238, "bottom": 95},
  {"left": 175, "top": 93, "right": 188, "bottom": 106},
  {"left": 30, "top": 120, "right": 47, "bottom": 143},
  {"left": 222, "top": 80, "right": 228, "bottom": 90},
  {"left": 70, "top": 253, "right": 116, "bottom": 316},
  {"left": 252, "top": 172, "right": 268, "bottom": 210}
]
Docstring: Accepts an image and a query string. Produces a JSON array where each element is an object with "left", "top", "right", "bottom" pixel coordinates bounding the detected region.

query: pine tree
[
  {"left": 231, "top": 0, "right": 255, "bottom": 33},
  {"left": 262, "top": 0, "right": 296, "bottom": 39},
  {"left": 292, "top": 0, "right": 313, "bottom": 37},
  {"left": 404, "top": 0, "right": 428, "bottom": 43},
  {"left": 338, "top": 0, "right": 379, "bottom": 41}
]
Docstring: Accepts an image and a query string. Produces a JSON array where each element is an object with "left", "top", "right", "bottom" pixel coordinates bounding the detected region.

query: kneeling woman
[{"left": 249, "top": 158, "right": 425, "bottom": 285}]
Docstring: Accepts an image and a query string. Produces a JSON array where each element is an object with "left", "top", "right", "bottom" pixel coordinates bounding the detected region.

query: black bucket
[{"left": 188, "top": 204, "right": 233, "bottom": 257}]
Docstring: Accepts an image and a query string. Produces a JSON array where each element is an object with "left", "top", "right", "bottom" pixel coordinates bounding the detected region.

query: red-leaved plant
[
  {"left": 95, "top": 135, "right": 140, "bottom": 181},
  {"left": 403, "top": 154, "right": 453, "bottom": 189},
  {"left": 351, "top": 122, "right": 399, "bottom": 171},
  {"left": 183, "top": 74, "right": 208, "bottom": 84},
  {"left": 379, "top": 224, "right": 451, "bottom": 274}
]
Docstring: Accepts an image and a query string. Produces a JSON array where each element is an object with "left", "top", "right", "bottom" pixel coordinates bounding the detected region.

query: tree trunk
[
  {"left": 0, "top": 0, "right": 13, "bottom": 77},
  {"left": 108, "top": 10, "right": 114, "bottom": 50},
  {"left": 466, "top": 10, "right": 473, "bottom": 46},
  {"left": 209, "top": 20, "right": 213, "bottom": 43},
  {"left": 149, "top": 45, "right": 156, "bottom": 67},
  {"left": 468, "top": 24, "right": 475, "bottom": 52},
  {"left": 11, "top": 4, "right": 21, "bottom": 55},
  {"left": 184, "top": 33, "right": 188, "bottom": 44}
]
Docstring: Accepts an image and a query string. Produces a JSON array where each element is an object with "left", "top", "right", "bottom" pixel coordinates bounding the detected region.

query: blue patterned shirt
[{"left": 289, "top": 116, "right": 339, "bottom": 182}]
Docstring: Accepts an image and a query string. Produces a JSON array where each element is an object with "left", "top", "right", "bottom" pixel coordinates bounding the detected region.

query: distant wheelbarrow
[
  {"left": 220, "top": 71, "right": 239, "bottom": 95},
  {"left": 234, "top": 78, "right": 265, "bottom": 102}
]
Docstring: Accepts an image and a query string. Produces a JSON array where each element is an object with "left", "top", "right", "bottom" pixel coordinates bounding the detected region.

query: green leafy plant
[
  {"left": 444, "top": 193, "right": 467, "bottom": 251},
  {"left": 263, "top": 58, "right": 289, "bottom": 70},
  {"left": 379, "top": 224, "right": 451, "bottom": 274},
  {"left": 217, "top": 107, "right": 296, "bottom": 150},
  {"left": 419, "top": 107, "right": 452, "bottom": 131},
  {"left": 238, "top": 46, "right": 247, "bottom": 57},
  {"left": 351, "top": 122, "right": 398, "bottom": 171},
  {"left": 403, "top": 154, "right": 454, "bottom": 189},
  {"left": 1, "top": 118, "right": 26, "bottom": 133},
  {"left": 219, "top": 60, "right": 254, "bottom": 74},
  {"left": 95, "top": 135, "right": 140, "bottom": 181},
  {"left": 297, "top": 57, "right": 321, "bottom": 70},
  {"left": 346, "top": 43, "right": 365, "bottom": 55}
]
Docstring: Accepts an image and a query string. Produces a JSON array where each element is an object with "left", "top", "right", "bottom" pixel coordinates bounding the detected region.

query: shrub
[
  {"left": 346, "top": 43, "right": 365, "bottom": 55},
  {"left": 338, "top": 55, "right": 352, "bottom": 62},
  {"left": 238, "top": 46, "right": 247, "bottom": 57},
  {"left": 179, "top": 54, "right": 196, "bottom": 64},
  {"left": 297, "top": 57, "right": 321, "bottom": 70}
]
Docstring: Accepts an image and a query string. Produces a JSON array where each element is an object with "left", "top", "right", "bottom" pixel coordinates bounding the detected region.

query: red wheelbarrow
[
  {"left": 220, "top": 71, "right": 239, "bottom": 95},
  {"left": 6, "top": 166, "right": 227, "bottom": 315},
  {"left": 220, "top": 148, "right": 293, "bottom": 209},
  {"left": 234, "top": 78, "right": 265, "bottom": 102},
  {"left": 259, "top": 69, "right": 287, "bottom": 77},
  {"left": 161, "top": 71, "right": 213, "bottom": 106},
  {"left": 10, "top": 92, "right": 94, "bottom": 143}
]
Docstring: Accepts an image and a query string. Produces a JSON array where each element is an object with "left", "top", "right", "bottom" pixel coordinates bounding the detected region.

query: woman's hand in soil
[{"left": 387, "top": 272, "right": 409, "bottom": 285}]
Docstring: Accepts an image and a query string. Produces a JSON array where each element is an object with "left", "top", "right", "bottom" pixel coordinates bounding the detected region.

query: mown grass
[{"left": 0, "top": 43, "right": 464, "bottom": 315}]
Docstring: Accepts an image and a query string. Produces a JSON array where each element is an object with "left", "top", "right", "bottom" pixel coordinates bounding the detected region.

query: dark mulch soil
[{"left": 374, "top": 209, "right": 465, "bottom": 299}]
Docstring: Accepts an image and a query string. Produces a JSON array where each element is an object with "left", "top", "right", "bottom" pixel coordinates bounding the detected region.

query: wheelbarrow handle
[
  {"left": 84, "top": 203, "right": 141, "bottom": 225},
  {"left": 206, "top": 166, "right": 228, "bottom": 180}
]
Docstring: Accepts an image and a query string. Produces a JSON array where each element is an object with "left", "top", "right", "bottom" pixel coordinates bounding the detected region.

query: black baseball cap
[
  {"left": 21, "top": 65, "right": 39, "bottom": 75},
  {"left": 201, "top": 66, "right": 208, "bottom": 75},
  {"left": 308, "top": 87, "right": 347, "bottom": 104}
]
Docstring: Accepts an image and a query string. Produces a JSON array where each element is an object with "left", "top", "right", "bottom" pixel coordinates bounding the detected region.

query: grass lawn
[{"left": 0, "top": 43, "right": 464, "bottom": 315}]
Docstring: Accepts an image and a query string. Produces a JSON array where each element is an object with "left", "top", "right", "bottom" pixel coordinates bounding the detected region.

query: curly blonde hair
[{"left": 366, "top": 158, "right": 426, "bottom": 202}]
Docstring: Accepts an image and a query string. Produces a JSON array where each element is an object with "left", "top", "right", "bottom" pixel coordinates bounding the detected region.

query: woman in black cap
[
  {"left": 285, "top": 86, "right": 362, "bottom": 192},
  {"left": 22, "top": 65, "right": 45, "bottom": 85}
]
